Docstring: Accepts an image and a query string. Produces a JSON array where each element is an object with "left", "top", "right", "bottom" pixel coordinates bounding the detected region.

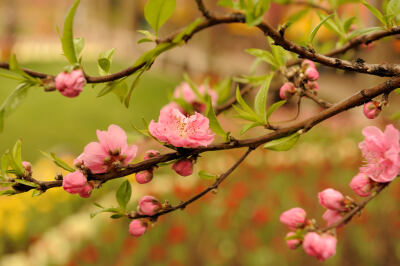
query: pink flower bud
[
  {"left": 306, "top": 81, "right": 319, "bottom": 91},
  {"left": 318, "top": 188, "right": 345, "bottom": 211},
  {"left": 78, "top": 183, "right": 93, "bottom": 198},
  {"left": 138, "top": 195, "right": 162, "bottom": 216},
  {"left": 63, "top": 171, "right": 91, "bottom": 198},
  {"left": 129, "top": 220, "right": 147, "bottom": 237},
  {"left": 144, "top": 150, "right": 160, "bottom": 160},
  {"left": 363, "top": 101, "right": 381, "bottom": 119},
  {"left": 286, "top": 232, "right": 301, "bottom": 250},
  {"left": 279, "top": 207, "right": 307, "bottom": 230},
  {"left": 279, "top": 82, "right": 296, "bottom": 100},
  {"left": 172, "top": 159, "right": 193, "bottom": 176},
  {"left": 349, "top": 172, "right": 373, "bottom": 197},
  {"left": 322, "top": 209, "right": 343, "bottom": 227},
  {"left": 22, "top": 161, "right": 32, "bottom": 174},
  {"left": 55, "top": 69, "right": 86, "bottom": 98},
  {"left": 303, "top": 232, "right": 337, "bottom": 261},
  {"left": 135, "top": 170, "right": 153, "bottom": 184},
  {"left": 301, "top": 59, "right": 316, "bottom": 69},
  {"left": 305, "top": 67, "right": 319, "bottom": 81}
]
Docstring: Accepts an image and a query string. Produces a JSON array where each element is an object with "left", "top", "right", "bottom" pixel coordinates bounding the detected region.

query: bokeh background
[{"left": 1, "top": 0, "right": 400, "bottom": 265}]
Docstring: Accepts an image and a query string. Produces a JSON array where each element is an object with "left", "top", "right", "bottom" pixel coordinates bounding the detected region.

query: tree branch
[{"left": 129, "top": 147, "right": 253, "bottom": 220}]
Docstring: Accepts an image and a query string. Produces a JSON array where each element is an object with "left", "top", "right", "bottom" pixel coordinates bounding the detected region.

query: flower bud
[
  {"left": 363, "top": 101, "right": 381, "bottom": 119},
  {"left": 303, "top": 232, "right": 337, "bottom": 261},
  {"left": 62, "top": 171, "right": 90, "bottom": 196},
  {"left": 322, "top": 209, "right": 343, "bottom": 227},
  {"left": 279, "top": 207, "right": 307, "bottom": 230},
  {"left": 144, "top": 150, "right": 160, "bottom": 160},
  {"left": 172, "top": 159, "right": 193, "bottom": 176},
  {"left": 138, "top": 195, "right": 162, "bottom": 216},
  {"left": 349, "top": 172, "right": 374, "bottom": 197},
  {"left": 286, "top": 232, "right": 301, "bottom": 250},
  {"left": 301, "top": 59, "right": 316, "bottom": 70},
  {"left": 318, "top": 188, "right": 345, "bottom": 211},
  {"left": 129, "top": 220, "right": 147, "bottom": 237},
  {"left": 279, "top": 82, "right": 296, "bottom": 100},
  {"left": 55, "top": 69, "right": 86, "bottom": 98},
  {"left": 78, "top": 183, "right": 93, "bottom": 198},
  {"left": 306, "top": 81, "right": 319, "bottom": 91},
  {"left": 305, "top": 67, "right": 319, "bottom": 81},
  {"left": 135, "top": 170, "right": 153, "bottom": 184},
  {"left": 22, "top": 161, "right": 32, "bottom": 174}
]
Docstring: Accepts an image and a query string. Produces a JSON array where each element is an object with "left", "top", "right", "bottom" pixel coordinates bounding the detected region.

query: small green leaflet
[
  {"left": 9, "top": 54, "right": 39, "bottom": 83},
  {"left": 12, "top": 139, "right": 22, "bottom": 171},
  {"left": 309, "top": 14, "right": 334, "bottom": 43},
  {"left": 73, "top": 37, "right": 85, "bottom": 59},
  {"left": 40, "top": 151, "right": 75, "bottom": 172},
  {"left": 97, "top": 48, "right": 116, "bottom": 75},
  {"left": 144, "top": 0, "right": 176, "bottom": 35},
  {"left": 240, "top": 122, "right": 262, "bottom": 135},
  {"left": 263, "top": 133, "right": 300, "bottom": 151},
  {"left": 90, "top": 207, "right": 121, "bottom": 219},
  {"left": 198, "top": 170, "right": 217, "bottom": 180},
  {"left": 61, "top": 0, "right": 80, "bottom": 64},
  {"left": 215, "top": 78, "right": 232, "bottom": 105},
  {"left": 361, "top": 0, "right": 386, "bottom": 26},
  {"left": 0, "top": 190, "right": 15, "bottom": 196},
  {"left": 116, "top": 180, "right": 132, "bottom": 210},
  {"left": 15, "top": 179, "right": 40, "bottom": 188},
  {"left": 235, "top": 86, "right": 260, "bottom": 122},
  {"left": 205, "top": 96, "right": 227, "bottom": 138},
  {"left": 266, "top": 100, "right": 286, "bottom": 123},
  {"left": 254, "top": 73, "right": 274, "bottom": 122},
  {"left": 173, "top": 18, "right": 204, "bottom": 44}
]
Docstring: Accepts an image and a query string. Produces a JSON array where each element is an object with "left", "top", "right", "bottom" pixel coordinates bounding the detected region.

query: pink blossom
[
  {"left": 77, "top": 125, "right": 138, "bottom": 174},
  {"left": 148, "top": 105, "right": 215, "bottom": 148},
  {"left": 318, "top": 188, "right": 345, "bottom": 211},
  {"left": 62, "top": 171, "right": 92, "bottom": 198},
  {"left": 144, "top": 150, "right": 160, "bottom": 160},
  {"left": 322, "top": 209, "right": 343, "bottom": 227},
  {"left": 129, "top": 220, "right": 147, "bottom": 237},
  {"left": 22, "top": 161, "right": 32, "bottom": 174},
  {"left": 349, "top": 172, "right": 374, "bottom": 197},
  {"left": 303, "top": 232, "right": 337, "bottom": 261},
  {"left": 55, "top": 69, "right": 86, "bottom": 98},
  {"left": 173, "top": 82, "right": 218, "bottom": 106},
  {"left": 305, "top": 67, "right": 319, "bottom": 81},
  {"left": 279, "top": 82, "right": 296, "bottom": 100},
  {"left": 302, "top": 59, "right": 316, "bottom": 69},
  {"left": 359, "top": 124, "right": 400, "bottom": 182},
  {"left": 136, "top": 170, "right": 153, "bottom": 184},
  {"left": 286, "top": 232, "right": 301, "bottom": 250},
  {"left": 138, "top": 196, "right": 162, "bottom": 215},
  {"left": 172, "top": 159, "right": 194, "bottom": 176},
  {"left": 279, "top": 207, "right": 307, "bottom": 230},
  {"left": 363, "top": 101, "right": 381, "bottom": 119}
]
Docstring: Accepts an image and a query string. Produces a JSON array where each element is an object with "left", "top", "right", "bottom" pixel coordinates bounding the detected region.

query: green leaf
[
  {"left": 183, "top": 73, "right": 204, "bottom": 101},
  {"left": 386, "top": 0, "right": 400, "bottom": 25},
  {"left": 362, "top": 0, "right": 386, "bottom": 26},
  {"left": 198, "top": 170, "right": 217, "bottom": 180},
  {"left": 12, "top": 139, "right": 22, "bottom": 170},
  {"left": 206, "top": 96, "right": 226, "bottom": 138},
  {"left": 266, "top": 100, "right": 286, "bottom": 122},
  {"left": 32, "top": 189, "right": 43, "bottom": 197},
  {"left": 215, "top": 78, "right": 232, "bottom": 104},
  {"left": 232, "top": 104, "right": 260, "bottom": 122},
  {"left": 73, "top": 37, "right": 85, "bottom": 58},
  {"left": 50, "top": 152, "right": 75, "bottom": 172},
  {"left": 0, "top": 109, "right": 3, "bottom": 133},
  {"left": 0, "top": 190, "right": 15, "bottom": 196},
  {"left": 309, "top": 14, "right": 334, "bottom": 42},
  {"left": 144, "top": 0, "right": 176, "bottom": 34},
  {"left": 61, "top": 0, "right": 80, "bottom": 64},
  {"left": 0, "top": 154, "right": 8, "bottom": 175},
  {"left": 172, "top": 18, "right": 204, "bottom": 44},
  {"left": 346, "top": 26, "right": 383, "bottom": 40},
  {"left": 284, "top": 9, "right": 309, "bottom": 29},
  {"left": 263, "top": 133, "right": 300, "bottom": 151},
  {"left": 110, "top": 214, "right": 124, "bottom": 219},
  {"left": 97, "top": 78, "right": 126, "bottom": 98},
  {"left": 97, "top": 48, "right": 116, "bottom": 75},
  {"left": 90, "top": 207, "right": 121, "bottom": 219},
  {"left": 93, "top": 202, "right": 104, "bottom": 209},
  {"left": 40, "top": 150, "right": 75, "bottom": 172},
  {"left": 15, "top": 179, "right": 40, "bottom": 188},
  {"left": 246, "top": 48, "right": 279, "bottom": 69},
  {"left": 124, "top": 68, "right": 146, "bottom": 108},
  {"left": 9, "top": 54, "right": 39, "bottom": 83},
  {"left": 240, "top": 122, "right": 262, "bottom": 135},
  {"left": 116, "top": 180, "right": 132, "bottom": 210},
  {"left": 5, "top": 150, "right": 23, "bottom": 176},
  {"left": 343, "top": 17, "right": 357, "bottom": 33},
  {"left": 236, "top": 86, "right": 261, "bottom": 122},
  {"left": 254, "top": 73, "right": 274, "bottom": 122}
]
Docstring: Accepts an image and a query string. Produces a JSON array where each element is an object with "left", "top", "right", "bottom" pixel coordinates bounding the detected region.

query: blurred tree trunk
[{"left": 1, "top": 0, "right": 17, "bottom": 60}]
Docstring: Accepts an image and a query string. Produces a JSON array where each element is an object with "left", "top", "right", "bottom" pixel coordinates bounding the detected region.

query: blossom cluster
[
  {"left": 280, "top": 124, "right": 400, "bottom": 261},
  {"left": 279, "top": 59, "right": 319, "bottom": 100}
]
